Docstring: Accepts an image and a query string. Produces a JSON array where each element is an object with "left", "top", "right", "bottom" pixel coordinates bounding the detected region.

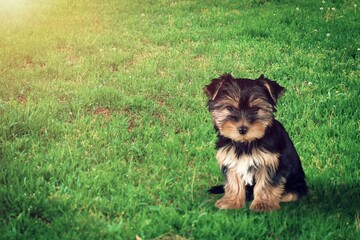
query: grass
[{"left": 0, "top": 0, "right": 359, "bottom": 239}]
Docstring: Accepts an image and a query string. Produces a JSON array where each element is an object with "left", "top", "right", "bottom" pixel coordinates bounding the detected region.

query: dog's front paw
[
  {"left": 215, "top": 196, "right": 245, "bottom": 209},
  {"left": 250, "top": 200, "right": 280, "bottom": 212}
]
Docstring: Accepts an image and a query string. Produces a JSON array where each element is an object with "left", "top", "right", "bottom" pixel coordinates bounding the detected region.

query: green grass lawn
[{"left": 0, "top": 0, "right": 359, "bottom": 239}]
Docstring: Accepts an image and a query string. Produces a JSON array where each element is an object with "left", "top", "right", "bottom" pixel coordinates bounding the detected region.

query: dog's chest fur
[{"left": 216, "top": 146, "right": 279, "bottom": 186}]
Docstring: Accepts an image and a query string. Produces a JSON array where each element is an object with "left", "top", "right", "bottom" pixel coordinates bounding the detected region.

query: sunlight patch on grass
[
  {"left": 0, "top": 0, "right": 29, "bottom": 15},
  {"left": 0, "top": 0, "right": 49, "bottom": 27}
]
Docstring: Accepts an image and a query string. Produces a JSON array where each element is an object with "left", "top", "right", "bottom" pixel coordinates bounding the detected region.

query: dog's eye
[
  {"left": 252, "top": 107, "right": 261, "bottom": 112},
  {"left": 225, "top": 106, "right": 236, "bottom": 111}
]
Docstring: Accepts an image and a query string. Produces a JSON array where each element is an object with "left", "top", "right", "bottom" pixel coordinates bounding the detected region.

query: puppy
[{"left": 204, "top": 73, "right": 307, "bottom": 211}]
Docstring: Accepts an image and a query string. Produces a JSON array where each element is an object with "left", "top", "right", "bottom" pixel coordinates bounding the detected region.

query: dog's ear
[
  {"left": 204, "top": 73, "right": 233, "bottom": 100},
  {"left": 204, "top": 78, "right": 225, "bottom": 100},
  {"left": 257, "top": 74, "right": 285, "bottom": 103}
]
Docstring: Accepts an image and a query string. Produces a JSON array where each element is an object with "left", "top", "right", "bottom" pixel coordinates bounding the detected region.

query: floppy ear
[
  {"left": 257, "top": 74, "right": 285, "bottom": 103},
  {"left": 204, "top": 73, "right": 233, "bottom": 100}
]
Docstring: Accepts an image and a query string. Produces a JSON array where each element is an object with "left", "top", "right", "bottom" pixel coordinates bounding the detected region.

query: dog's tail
[
  {"left": 208, "top": 185, "right": 254, "bottom": 201},
  {"left": 208, "top": 185, "right": 225, "bottom": 194}
]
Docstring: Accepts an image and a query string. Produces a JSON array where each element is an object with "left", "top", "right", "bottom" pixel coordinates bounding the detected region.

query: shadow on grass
[
  {"left": 301, "top": 178, "right": 359, "bottom": 218},
  {"left": 203, "top": 178, "right": 359, "bottom": 219}
]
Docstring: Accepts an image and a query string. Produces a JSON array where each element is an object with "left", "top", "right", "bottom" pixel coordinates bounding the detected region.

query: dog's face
[{"left": 204, "top": 74, "right": 285, "bottom": 142}]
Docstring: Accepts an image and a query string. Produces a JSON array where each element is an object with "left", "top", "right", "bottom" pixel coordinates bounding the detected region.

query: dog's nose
[{"left": 238, "top": 126, "right": 248, "bottom": 135}]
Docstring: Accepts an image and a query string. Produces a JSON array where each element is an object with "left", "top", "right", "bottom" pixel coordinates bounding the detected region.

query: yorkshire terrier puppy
[{"left": 204, "top": 73, "right": 307, "bottom": 212}]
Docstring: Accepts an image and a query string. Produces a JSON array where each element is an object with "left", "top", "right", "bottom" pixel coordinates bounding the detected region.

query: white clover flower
[
  {"left": 322, "top": 0, "right": 325, "bottom": 3},
  {"left": 320, "top": 7, "right": 324, "bottom": 11},
  {"left": 326, "top": 33, "right": 331, "bottom": 37},
  {"left": 331, "top": 7, "right": 336, "bottom": 11},
  {"left": 296, "top": 7, "right": 300, "bottom": 11},
  {"left": 354, "top": 4, "right": 357, "bottom": 8}
]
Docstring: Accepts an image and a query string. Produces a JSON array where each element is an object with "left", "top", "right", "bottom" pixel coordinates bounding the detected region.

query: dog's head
[{"left": 204, "top": 73, "right": 285, "bottom": 142}]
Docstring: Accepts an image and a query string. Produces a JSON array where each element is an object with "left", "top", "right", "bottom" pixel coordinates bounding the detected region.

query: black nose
[{"left": 238, "top": 126, "right": 248, "bottom": 135}]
